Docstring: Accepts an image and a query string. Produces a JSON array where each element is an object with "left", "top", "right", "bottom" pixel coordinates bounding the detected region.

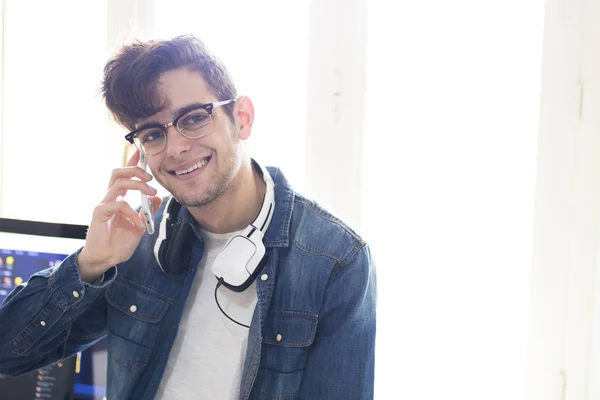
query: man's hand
[{"left": 77, "top": 150, "right": 163, "bottom": 283}]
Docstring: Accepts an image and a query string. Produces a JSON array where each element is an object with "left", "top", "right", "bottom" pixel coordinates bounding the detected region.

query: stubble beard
[{"left": 159, "top": 149, "right": 242, "bottom": 209}]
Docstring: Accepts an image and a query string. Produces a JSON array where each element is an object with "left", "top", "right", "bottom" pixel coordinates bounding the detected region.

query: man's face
[{"left": 138, "top": 68, "right": 242, "bottom": 207}]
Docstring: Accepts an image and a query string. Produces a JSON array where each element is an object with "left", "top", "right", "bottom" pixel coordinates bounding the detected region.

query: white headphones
[{"left": 153, "top": 159, "right": 275, "bottom": 292}]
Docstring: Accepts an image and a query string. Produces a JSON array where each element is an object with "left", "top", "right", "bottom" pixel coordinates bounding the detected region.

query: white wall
[
  {"left": 364, "top": 1, "right": 543, "bottom": 399},
  {"left": 0, "top": 0, "right": 184, "bottom": 223},
  {"left": 0, "top": 1, "right": 5, "bottom": 214},
  {"left": 0, "top": 0, "right": 110, "bottom": 224}
]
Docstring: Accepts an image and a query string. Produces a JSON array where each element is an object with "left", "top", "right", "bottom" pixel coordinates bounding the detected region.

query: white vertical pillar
[
  {"left": 107, "top": 0, "right": 155, "bottom": 53},
  {"left": 579, "top": 0, "right": 600, "bottom": 398},
  {"left": 105, "top": 0, "right": 157, "bottom": 169},
  {"left": 527, "top": 0, "right": 589, "bottom": 398},
  {"left": 304, "top": 0, "right": 367, "bottom": 230}
]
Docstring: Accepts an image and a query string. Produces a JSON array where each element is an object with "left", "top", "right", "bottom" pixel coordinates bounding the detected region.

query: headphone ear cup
[
  {"left": 157, "top": 235, "right": 170, "bottom": 272},
  {"left": 163, "top": 221, "right": 196, "bottom": 274}
]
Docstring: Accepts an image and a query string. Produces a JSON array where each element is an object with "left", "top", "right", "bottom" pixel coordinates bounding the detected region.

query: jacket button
[
  {"left": 72, "top": 290, "right": 80, "bottom": 298},
  {"left": 40, "top": 321, "right": 46, "bottom": 327},
  {"left": 261, "top": 274, "right": 268, "bottom": 281},
  {"left": 276, "top": 333, "right": 282, "bottom": 342},
  {"left": 130, "top": 305, "right": 137, "bottom": 313}
]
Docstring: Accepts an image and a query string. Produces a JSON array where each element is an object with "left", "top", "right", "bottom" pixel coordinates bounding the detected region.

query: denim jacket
[{"left": 0, "top": 167, "right": 377, "bottom": 400}]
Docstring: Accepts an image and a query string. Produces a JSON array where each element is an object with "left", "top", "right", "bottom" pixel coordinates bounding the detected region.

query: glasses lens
[
  {"left": 134, "top": 128, "right": 166, "bottom": 154},
  {"left": 177, "top": 109, "right": 212, "bottom": 138}
]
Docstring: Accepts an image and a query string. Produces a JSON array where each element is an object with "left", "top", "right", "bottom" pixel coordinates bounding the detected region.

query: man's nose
[{"left": 165, "top": 125, "right": 192, "bottom": 157}]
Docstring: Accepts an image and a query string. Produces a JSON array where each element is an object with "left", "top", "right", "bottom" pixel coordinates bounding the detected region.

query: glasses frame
[{"left": 124, "top": 99, "right": 236, "bottom": 153}]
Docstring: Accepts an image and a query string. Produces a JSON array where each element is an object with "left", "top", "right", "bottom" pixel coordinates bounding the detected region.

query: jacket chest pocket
[
  {"left": 252, "top": 310, "right": 318, "bottom": 400},
  {"left": 105, "top": 278, "right": 171, "bottom": 372}
]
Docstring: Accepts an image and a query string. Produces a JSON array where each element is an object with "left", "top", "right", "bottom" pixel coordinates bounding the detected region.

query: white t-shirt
[{"left": 156, "top": 228, "right": 258, "bottom": 400}]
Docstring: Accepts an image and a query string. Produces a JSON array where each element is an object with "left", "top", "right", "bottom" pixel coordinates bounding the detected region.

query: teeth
[{"left": 175, "top": 158, "right": 209, "bottom": 176}]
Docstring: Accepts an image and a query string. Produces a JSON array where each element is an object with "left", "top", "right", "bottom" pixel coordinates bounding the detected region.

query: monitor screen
[{"left": 0, "top": 218, "right": 107, "bottom": 400}]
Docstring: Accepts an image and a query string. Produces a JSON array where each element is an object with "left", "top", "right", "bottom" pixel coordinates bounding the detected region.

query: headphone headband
[{"left": 247, "top": 159, "right": 275, "bottom": 236}]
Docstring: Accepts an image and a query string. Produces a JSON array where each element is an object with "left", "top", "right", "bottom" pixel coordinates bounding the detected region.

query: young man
[{"left": 0, "top": 35, "right": 377, "bottom": 399}]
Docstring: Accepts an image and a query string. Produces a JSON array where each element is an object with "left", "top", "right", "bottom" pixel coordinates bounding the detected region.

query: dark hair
[{"left": 101, "top": 34, "right": 238, "bottom": 130}]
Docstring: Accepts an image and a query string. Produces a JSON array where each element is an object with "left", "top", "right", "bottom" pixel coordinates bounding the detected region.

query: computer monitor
[{"left": 0, "top": 218, "right": 107, "bottom": 400}]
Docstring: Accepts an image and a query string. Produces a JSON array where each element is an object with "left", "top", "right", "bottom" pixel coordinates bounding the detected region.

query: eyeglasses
[{"left": 124, "top": 99, "right": 235, "bottom": 155}]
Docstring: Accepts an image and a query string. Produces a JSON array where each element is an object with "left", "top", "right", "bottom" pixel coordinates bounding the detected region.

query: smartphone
[{"left": 139, "top": 151, "right": 155, "bottom": 234}]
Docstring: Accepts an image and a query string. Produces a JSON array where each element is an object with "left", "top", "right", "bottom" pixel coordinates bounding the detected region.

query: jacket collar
[{"left": 263, "top": 166, "right": 294, "bottom": 248}]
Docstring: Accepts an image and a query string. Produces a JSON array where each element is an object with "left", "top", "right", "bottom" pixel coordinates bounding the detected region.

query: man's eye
[
  {"left": 141, "top": 130, "right": 163, "bottom": 143},
  {"left": 182, "top": 113, "right": 209, "bottom": 126}
]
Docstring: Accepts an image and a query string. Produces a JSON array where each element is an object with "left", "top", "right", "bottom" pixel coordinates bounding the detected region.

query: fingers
[
  {"left": 151, "top": 196, "right": 163, "bottom": 212},
  {"left": 93, "top": 201, "right": 145, "bottom": 230},
  {"left": 107, "top": 166, "right": 153, "bottom": 189},
  {"left": 103, "top": 178, "right": 157, "bottom": 203},
  {"left": 108, "top": 149, "right": 152, "bottom": 189}
]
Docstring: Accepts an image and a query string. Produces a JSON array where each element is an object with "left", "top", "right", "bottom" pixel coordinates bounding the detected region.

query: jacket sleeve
[
  {"left": 0, "top": 250, "right": 116, "bottom": 376},
  {"left": 298, "top": 244, "right": 377, "bottom": 400}
]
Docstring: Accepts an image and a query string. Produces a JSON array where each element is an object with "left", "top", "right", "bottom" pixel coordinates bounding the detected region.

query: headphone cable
[{"left": 214, "top": 278, "right": 250, "bottom": 329}]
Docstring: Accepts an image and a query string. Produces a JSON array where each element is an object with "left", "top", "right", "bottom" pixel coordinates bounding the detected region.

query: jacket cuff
[{"left": 47, "top": 250, "right": 117, "bottom": 311}]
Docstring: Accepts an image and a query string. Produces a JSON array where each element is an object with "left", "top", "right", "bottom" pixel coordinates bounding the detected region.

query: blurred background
[{"left": 0, "top": 0, "right": 599, "bottom": 399}]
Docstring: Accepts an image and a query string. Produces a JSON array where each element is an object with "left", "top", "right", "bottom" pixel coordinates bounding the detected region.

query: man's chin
[
  {"left": 158, "top": 172, "right": 230, "bottom": 209},
  {"left": 170, "top": 190, "right": 222, "bottom": 209},
  {"left": 157, "top": 181, "right": 206, "bottom": 207}
]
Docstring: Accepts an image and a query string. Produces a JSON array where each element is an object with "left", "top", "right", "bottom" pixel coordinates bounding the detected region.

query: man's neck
[{"left": 187, "top": 160, "right": 266, "bottom": 234}]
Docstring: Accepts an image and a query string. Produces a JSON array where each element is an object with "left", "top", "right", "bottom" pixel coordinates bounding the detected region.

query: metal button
[
  {"left": 72, "top": 291, "right": 80, "bottom": 298},
  {"left": 40, "top": 321, "right": 46, "bottom": 327},
  {"left": 276, "top": 333, "right": 282, "bottom": 342},
  {"left": 130, "top": 305, "right": 137, "bottom": 313},
  {"left": 261, "top": 274, "right": 268, "bottom": 281}
]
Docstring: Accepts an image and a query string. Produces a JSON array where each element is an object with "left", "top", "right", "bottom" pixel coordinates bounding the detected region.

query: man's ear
[{"left": 234, "top": 96, "right": 254, "bottom": 140}]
